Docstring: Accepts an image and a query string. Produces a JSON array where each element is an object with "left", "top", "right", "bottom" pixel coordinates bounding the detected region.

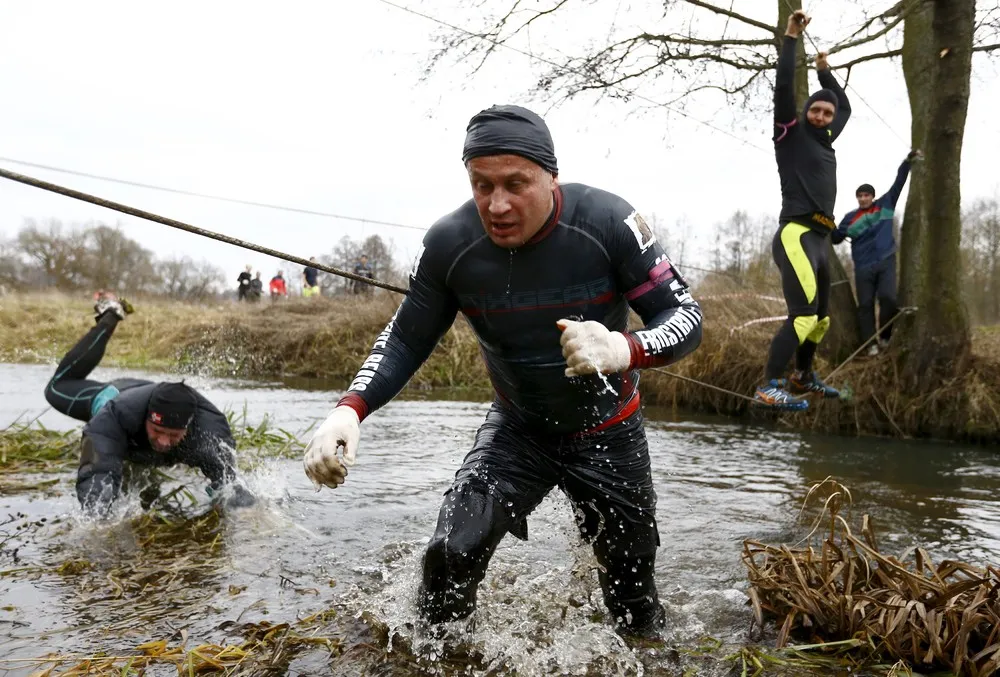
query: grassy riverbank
[{"left": 2, "top": 292, "right": 999, "bottom": 444}]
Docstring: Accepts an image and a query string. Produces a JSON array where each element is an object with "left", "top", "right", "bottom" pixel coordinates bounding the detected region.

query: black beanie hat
[
  {"left": 856, "top": 183, "right": 876, "bottom": 196},
  {"left": 462, "top": 105, "right": 559, "bottom": 175},
  {"left": 147, "top": 382, "right": 197, "bottom": 429},
  {"left": 803, "top": 88, "right": 839, "bottom": 118}
]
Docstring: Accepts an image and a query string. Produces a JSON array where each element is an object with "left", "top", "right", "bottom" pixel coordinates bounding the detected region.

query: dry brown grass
[
  {"left": 3, "top": 291, "right": 999, "bottom": 443},
  {"left": 744, "top": 480, "right": 1000, "bottom": 676}
]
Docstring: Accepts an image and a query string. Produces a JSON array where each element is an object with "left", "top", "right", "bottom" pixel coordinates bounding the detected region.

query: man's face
[
  {"left": 360, "top": 256, "right": 368, "bottom": 264},
  {"left": 145, "top": 420, "right": 188, "bottom": 453},
  {"left": 806, "top": 101, "right": 836, "bottom": 128},
  {"left": 467, "top": 155, "right": 557, "bottom": 248},
  {"left": 856, "top": 192, "right": 875, "bottom": 209}
]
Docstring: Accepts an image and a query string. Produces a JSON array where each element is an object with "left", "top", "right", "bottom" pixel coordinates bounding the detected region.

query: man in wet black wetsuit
[
  {"left": 753, "top": 10, "right": 851, "bottom": 411},
  {"left": 303, "top": 105, "right": 703, "bottom": 638},
  {"left": 44, "top": 294, "right": 255, "bottom": 516}
]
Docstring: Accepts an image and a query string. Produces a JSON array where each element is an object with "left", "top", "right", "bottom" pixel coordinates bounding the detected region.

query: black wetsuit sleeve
[
  {"left": 881, "top": 160, "right": 911, "bottom": 208},
  {"left": 774, "top": 36, "right": 799, "bottom": 133},
  {"left": 818, "top": 67, "right": 851, "bottom": 141},
  {"left": 607, "top": 209, "right": 703, "bottom": 369},
  {"left": 180, "top": 406, "right": 239, "bottom": 491},
  {"left": 77, "top": 409, "right": 129, "bottom": 514},
  {"left": 338, "top": 241, "right": 459, "bottom": 421}
]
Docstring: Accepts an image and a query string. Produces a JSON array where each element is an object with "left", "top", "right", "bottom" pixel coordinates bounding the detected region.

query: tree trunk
[
  {"left": 776, "top": 0, "right": 860, "bottom": 362},
  {"left": 898, "top": 0, "right": 973, "bottom": 388},
  {"left": 899, "top": 1, "right": 933, "bottom": 314}
]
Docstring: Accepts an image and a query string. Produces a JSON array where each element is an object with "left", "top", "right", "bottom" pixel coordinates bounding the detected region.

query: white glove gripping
[
  {"left": 303, "top": 406, "right": 360, "bottom": 490},
  {"left": 557, "top": 319, "right": 632, "bottom": 377}
]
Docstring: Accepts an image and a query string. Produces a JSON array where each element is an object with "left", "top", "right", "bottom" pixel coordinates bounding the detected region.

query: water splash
[{"left": 352, "top": 496, "right": 647, "bottom": 676}]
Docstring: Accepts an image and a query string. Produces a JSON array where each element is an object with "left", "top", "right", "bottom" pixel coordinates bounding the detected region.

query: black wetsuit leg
[
  {"left": 418, "top": 405, "right": 556, "bottom": 624},
  {"left": 795, "top": 241, "right": 829, "bottom": 372},
  {"left": 44, "top": 312, "right": 120, "bottom": 422},
  {"left": 765, "top": 223, "right": 831, "bottom": 380},
  {"left": 418, "top": 405, "right": 663, "bottom": 635},
  {"left": 561, "top": 410, "right": 663, "bottom": 633}
]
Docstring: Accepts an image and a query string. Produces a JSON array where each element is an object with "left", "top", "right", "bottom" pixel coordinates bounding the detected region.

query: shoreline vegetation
[{"left": 2, "top": 291, "right": 999, "bottom": 445}]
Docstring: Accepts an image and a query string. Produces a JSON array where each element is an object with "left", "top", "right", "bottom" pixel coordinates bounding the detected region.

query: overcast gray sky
[{"left": 1, "top": 1, "right": 997, "bottom": 291}]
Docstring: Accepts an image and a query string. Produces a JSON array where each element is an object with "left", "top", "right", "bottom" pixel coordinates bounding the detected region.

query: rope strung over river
[
  {"left": 0, "top": 166, "right": 410, "bottom": 295},
  {"left": 0, "top": 165, "right": 903, "bottom": 410},
  {"left": 1, "top": 165, "right": 762, "bottom": 403}
]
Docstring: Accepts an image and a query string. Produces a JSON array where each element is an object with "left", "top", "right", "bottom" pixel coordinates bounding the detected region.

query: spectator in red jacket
[{"left": 269, "top": 270, "right": 288, "bottom": 300}]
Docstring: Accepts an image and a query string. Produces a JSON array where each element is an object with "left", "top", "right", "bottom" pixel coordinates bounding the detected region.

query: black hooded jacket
[
  {"left": 773, "top": 35, "right": 851, "bottom": 232},
  {"left": 77, "top": 380, "right": 238, "bottom": 513}
]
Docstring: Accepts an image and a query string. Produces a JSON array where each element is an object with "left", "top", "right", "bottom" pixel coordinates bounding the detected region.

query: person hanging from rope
[
  {"left": 303, "top": 104, "right": 702, "bottom": 640},
  {"left": 754, "top": 9, "right": 851, "bottom": 411},
  {"left": 44, "top": 293, "right": 256, "bottom": 516},
  {"left": 832, "top": 150, "right": 922, "bottom": 356}
]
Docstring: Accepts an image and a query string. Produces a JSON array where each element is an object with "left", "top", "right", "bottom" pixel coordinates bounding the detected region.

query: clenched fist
[
  {"left": 557, "top": 319, "right": 632, "bottom": 377},
  {"left": 303, "top": 407, "right": 360, "bottom": 489}
]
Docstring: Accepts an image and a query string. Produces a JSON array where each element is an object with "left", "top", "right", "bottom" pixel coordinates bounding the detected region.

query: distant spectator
[
  {"left": 236, "top": 264, "right": 252, "bottom": 302},
  {"left": 352, "top": 254, "right": 375, "bottom": 295},
  {"left": 249, "top": 271, "right": 263, "bottom": 302},
  {"left": 303, "top": 257, "right": 321, "bottom": 298},
  {"left": 269, "top": 270, "right": 288, "bottom": 300}
]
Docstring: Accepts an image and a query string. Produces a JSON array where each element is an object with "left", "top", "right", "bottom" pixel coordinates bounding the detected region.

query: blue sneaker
[
  {"left": 754, "top": 379, "right": 809, "bottom": 411},
  {"left": 789, "top": 371, "right": 839, "bottom": 399}
]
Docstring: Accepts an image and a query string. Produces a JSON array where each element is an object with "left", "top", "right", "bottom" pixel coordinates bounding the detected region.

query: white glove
[
  {"left": 303, "top": 406, "right": 360, "bottom": 489},
  {"left": 557, "top": 319, "right": 632, "bottom": 377}
]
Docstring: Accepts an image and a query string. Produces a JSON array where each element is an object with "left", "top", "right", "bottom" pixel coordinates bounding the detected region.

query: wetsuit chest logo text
[{"left": 459, "top": 277, "right": 614, "bottom": 316}]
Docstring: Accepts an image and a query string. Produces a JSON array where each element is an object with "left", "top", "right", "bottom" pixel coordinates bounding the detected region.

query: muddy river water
[{"left": 1, "top": 363, "right": 998, "bottom": 675}]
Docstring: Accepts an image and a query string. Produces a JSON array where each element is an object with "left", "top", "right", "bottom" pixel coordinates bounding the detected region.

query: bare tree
[
  {"left": 320, "top": 233, "right": 403, "bottom": 295},
  {"left": 0, "top": 238, "right": 22, "bottom": 291},
  {"left": 960, "top": 198, "right": 1000, "bottom": 325},
  {"left": 896, "top": 0, "right": 978, "bottom": 387},
  {"left": 160, "top": 255, "right": 226, "bottom": 301},
  {"left": 16, "top": 219, "right": 89, "bottom": 290},
  {"left": 82, "top": 224, "right": 160, "bottom": 295},
  {"left": 428, "top": 0, "right": 999, "bottom": 381}
]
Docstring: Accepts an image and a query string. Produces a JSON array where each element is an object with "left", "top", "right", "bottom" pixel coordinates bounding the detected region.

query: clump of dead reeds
[
  {"left": 743, "top": 479, "right": 1000, "bottom": 676},
  {"left": 0, "top": 417, "right": 78, "bottom": 495}
]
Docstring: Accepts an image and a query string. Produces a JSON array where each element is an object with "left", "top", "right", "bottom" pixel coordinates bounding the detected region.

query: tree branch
[
  {"left": 842, "top": 0, "right": 908, "bottom": 42},
  {"left": 638, "top": 32, "right": 774, "bottom": 48},
  {"left": 832, "top": 48, "right": 902, "bottom": 70},
  {"left": 656, "top": 51, "right": 771, "bottom": 71},
  {"left": 488, "top": 0, "right": 574, "bottom": 42},
  {"left": 827, "top": 10, "right": 908, "bottom": 56},
  {"left": 681, "top": 0, "right": 777, "bottom": 35},
  {"left": 972, "top": 42, "right": 1000, "bottom": 52}
]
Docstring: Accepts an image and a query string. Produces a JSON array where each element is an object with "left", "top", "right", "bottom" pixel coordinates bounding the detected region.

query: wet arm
[
  {"left": 882, "top": 160, "right": 912, "bottom": 208},
  {"left": 818, "top": 68, "right": 851, "bottom": 141},
  {"left": 611, "top": 213, "right": 702, "bottom": 369},
  {"left": 185, "top": 409, "right": 239, "bottom": 491},
  {"left": 774, "top": 36, "right": 799, "bottom": 134},
  {"left": 337, "top": 249, "right": 458, "bottom": 421},
  {"left": 76, "top": 426, "right": 127, "bottom": 516}
]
